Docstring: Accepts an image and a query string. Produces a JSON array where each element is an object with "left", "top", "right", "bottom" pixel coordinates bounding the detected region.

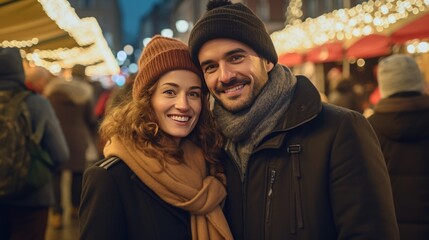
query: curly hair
[{"left": 99, "top": 75, "right": 225, "bottom": 180}]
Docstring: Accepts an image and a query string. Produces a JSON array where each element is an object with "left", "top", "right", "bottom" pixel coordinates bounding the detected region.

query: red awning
[
  {"left": 391, "top": 13, "right": 429, "bottom": 43},
  {"left": 278, "top": 52, "right": 304, "bottom": 66},
  {"left": 346, "top": 34, "right": 392, "bottom": 59},
  {"left": 306, "top": 42, "right": 343, "bottom": 63}
]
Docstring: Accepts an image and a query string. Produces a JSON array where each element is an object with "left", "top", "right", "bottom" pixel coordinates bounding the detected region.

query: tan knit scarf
[{"left": 104, "top": 137, "right": 233, "bottom": 240}]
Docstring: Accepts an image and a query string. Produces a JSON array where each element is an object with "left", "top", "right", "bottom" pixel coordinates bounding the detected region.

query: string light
[
  {"left": 38, "top": 0, "right": 94, "bottom": 46},
  {"left": 1, "top": 0, "right": 119, "bottom": 76},
  {"left": 286, "top": 0, "right": 303, "bottom": 24},
  {"left": 272, "top": 0, "right": 429, "bottom": 55}
]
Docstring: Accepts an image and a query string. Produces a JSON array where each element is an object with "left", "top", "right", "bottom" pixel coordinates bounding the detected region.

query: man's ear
[{"left": 265, "top": 60, "right": 274, "bottom": 72}]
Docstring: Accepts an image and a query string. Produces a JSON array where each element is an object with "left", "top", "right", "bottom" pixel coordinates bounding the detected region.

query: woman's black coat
[{"left": 79, "top": 157, "right": 192, "bottom": 240}]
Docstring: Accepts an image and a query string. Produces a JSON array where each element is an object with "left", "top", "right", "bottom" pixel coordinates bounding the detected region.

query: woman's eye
[{"left": 163, "top": 90, "right": 175, "bottom": 95}]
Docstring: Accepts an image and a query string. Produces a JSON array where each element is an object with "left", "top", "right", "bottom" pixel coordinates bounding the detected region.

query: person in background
[
  {"left": 368, "top": 54, "right": 429, "bottom": 240},
  {"left": 24, "top": 65, "right": 52, "bottom": 94},
  {"left": 79, "top": 35, "right": 232, "bottom": 240},
  {"left": 188, "top": 0, "right": 399, "bottom": 239},
  {"left": 43, "top": 64, "right": 98, "bottom": 229},
  {"left": 328, "top": 78, "right": 364, "bottom": 113},
  {"left": 70, "top": 64, "right": 100, "bottom": 105},
  {"left": 0, "top": 48, "right": 69, "bottom": 240},
  {"left": 326, "top": 66, "right": 343, "bottom": 96}
]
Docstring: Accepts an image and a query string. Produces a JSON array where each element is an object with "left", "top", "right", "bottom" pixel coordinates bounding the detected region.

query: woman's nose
[{"left": 175, "top": 94, "right": 189, "bottom": 111}]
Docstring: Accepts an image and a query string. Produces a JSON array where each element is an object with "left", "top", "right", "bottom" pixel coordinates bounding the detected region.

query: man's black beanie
[{"left": 188, "top": 0, "right": 278, "bottom": 66}]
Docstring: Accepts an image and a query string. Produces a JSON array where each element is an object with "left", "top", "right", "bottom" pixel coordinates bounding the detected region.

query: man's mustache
[{"left": 216, "top": 78, "right": 250, "bottom": 91}]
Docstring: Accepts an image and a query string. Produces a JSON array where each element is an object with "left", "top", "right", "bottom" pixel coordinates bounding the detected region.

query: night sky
[{"left": 117, "top": 0, "right": 161, "bottom": 45}]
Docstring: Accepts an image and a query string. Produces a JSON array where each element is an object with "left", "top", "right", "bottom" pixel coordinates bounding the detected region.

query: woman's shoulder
[
  {"left": 87, "top": 157, "right": 128, "bottom": 173},
  {"left": 85, "top": 157, "right": 131, "bottom": 177},
  {"left": 83, "top": 157, "right": 133, "bottom": 189}
]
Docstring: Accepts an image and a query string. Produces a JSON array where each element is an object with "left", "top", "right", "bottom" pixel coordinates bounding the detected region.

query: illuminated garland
[
  {"left": 286, "top": 0, "right": 303, "bottom": 25},
  {"left": 1, "top": 0, "right": 119, "bottom": 76},
  {"left": 272, "top": 0, "right": 429, "bottom": 55}
]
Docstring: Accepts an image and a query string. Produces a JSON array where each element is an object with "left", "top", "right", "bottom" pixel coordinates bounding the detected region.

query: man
[
  {"left": 368, "top": 54, "right": 429, "bottom": 240},
  {"left": 0, "top": 47, "right": 69, "bottom": 240},
  {"left": 188, "top": 1, "right": 400, "bottom": 239}
]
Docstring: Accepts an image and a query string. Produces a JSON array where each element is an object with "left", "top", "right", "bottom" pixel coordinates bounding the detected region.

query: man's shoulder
[{"left": 320, "top": 103, "right": 366, "bottom": 122}]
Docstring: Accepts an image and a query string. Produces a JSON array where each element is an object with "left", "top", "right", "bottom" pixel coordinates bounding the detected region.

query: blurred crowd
[{"left": 22, "top": 61, "right": 136, "bottom": 231}]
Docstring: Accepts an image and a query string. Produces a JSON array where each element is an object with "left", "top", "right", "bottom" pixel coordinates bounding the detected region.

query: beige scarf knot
[{"left": 104, "top": 137, "right": 233, "bottom": 240}]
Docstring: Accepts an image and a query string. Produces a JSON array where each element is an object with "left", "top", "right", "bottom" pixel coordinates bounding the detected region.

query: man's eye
[
  {"left": 230, "top": 55, "right": 244, "bottom": 62},
  {"left": 204, "top": 65, "right": 217, "bottom": 74}
]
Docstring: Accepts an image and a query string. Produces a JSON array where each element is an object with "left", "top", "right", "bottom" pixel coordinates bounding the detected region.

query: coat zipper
[
  {"left": 225, "top": 146, "right": 248, "bottom": 239},
  {"left": 288, "top": 144, "right": 304, "bottom": 234},
  {"left": 265, "top": 170, "right": 276, "bottom": 224}
]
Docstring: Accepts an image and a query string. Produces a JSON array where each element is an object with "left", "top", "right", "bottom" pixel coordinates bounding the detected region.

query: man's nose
[{"left": 218, "top": 63, "right": 236, "bottom": 83}]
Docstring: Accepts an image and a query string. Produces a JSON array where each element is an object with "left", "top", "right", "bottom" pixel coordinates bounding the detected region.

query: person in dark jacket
[
  {"left": 368, "top": 54, "right": 429, "bottom": 240},
  {"left": 79, "top": 35, "right": 233, "bottom": 240},
  {"left": 188, "top": 1, "right": 400, "bottom": 239},
  {"left": 328, "top": 78, "right": 364, "bottom": 113},
  {"left": 43, "top": 65, "right": 98, "bottom": 229},
  {"left": 0, "top": 48, "right": 69, "bottom": 240}
]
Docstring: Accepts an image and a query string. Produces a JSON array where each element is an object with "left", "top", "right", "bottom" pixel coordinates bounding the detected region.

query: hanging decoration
[{"left": 272, "top": 0, "right": 429, "bottom": 56}]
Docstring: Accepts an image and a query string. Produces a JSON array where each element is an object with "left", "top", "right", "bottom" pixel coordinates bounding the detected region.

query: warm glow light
[
  {"left": 123, "top": 45, "right": 134, "bottom": 55},
  {"left": 417, "top": 41, "right": 429, "bottom": 52},
  {"left": 3, "top": 0, "right": 119, "bottom": 76},
  {"left": 271, "top": 0, "right": 429, "bottom": 55},
  {"left": 357, "top": 58, "right": 366, "bottom": 67},
  {"left": 407, "top": 44, "right": 417, "bottom": 53},
  {"left": 404, "top": 39, "right": 429, "bottom": 54}
]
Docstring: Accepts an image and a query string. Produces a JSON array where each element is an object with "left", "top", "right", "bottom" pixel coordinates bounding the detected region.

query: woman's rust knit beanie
[{"left": 132, "top": 35, "right": 202, "bottom": 101}]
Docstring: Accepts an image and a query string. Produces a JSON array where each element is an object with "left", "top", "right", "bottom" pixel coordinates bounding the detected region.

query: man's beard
[{"left": 213, "top": 77, "right": 255, "bottom": 113}]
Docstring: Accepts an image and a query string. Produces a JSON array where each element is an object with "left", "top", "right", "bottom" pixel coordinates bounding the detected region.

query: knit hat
[
  {"left": 0, "top": 47, "right": 24, "bottom": 78},
  {"left": 0, "top": 47, "right": 26, "bottom": 89},
  {"left": 377, "top": 54, "right": 424, "bottom": 98},
  {"left": 188, "top": 0, "right": 278, "bottom": 66},
  {"left": 132, "top": 35, "right": 202, "bottom": 101}
]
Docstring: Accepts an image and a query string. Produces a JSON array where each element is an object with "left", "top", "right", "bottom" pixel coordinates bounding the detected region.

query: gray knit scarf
[{"left": 213, "top": 65, "right": 296, "bottom": 177}]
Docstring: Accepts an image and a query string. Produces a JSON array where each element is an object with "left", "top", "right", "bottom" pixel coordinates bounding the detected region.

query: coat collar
[
  {"left": 374, "top": 95, "right": 429, "bottom": 113},
  {"left": 254, "top": 75, "right": 322, "bottom": 152}
]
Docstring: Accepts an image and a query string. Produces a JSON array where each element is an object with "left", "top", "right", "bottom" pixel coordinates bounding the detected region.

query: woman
[{"left": 79, "top": 36, "right": 233, "bottom": 240}]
